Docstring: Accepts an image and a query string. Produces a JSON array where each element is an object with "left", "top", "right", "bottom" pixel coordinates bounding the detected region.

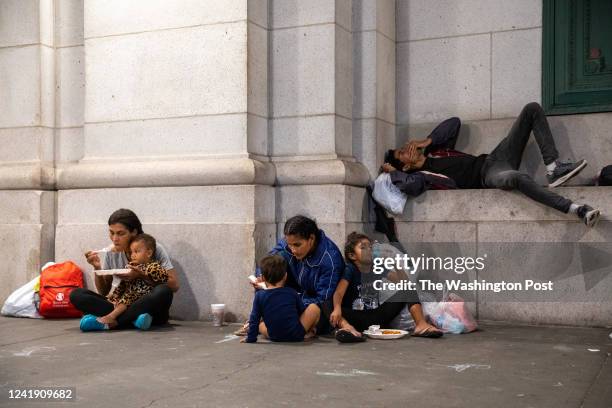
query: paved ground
[{"left": 0, "top": 317, "right": 611, "bottom": 408}]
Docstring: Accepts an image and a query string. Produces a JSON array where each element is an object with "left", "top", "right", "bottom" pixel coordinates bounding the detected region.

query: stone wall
[
  {"left": 396, "top": 0, "right": 542, "bottom": 124},
  {"left": 56, "top": 0, "right": 276, "bottom": 321},
  {"left": 269, "top": 0, "right": 370, "bottom": 247},
  {"left": 0, "top": 0, "right": 56, "bottom": 302},
  {"left": 394, "top": 3, "right": 611, "bottom": 327},
  {"left": 352, "top": 0, "right": 396, "bottom": 178},
  {"left": 397, "top": 186, "right": 612, "bottom": 327},
  {"left": 0, "top": 0, "right": 370, "bottom": 321},
  {"left": 394, "top": 0, "right": 611, "bottom": 185},
  {"left": 1, "top": 1, "right": 610, "bottom": 326}
]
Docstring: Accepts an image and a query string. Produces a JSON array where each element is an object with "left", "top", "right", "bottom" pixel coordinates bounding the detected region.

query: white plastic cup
[{"left": 211, "top": 304, "right": 225, "bottom": 326}]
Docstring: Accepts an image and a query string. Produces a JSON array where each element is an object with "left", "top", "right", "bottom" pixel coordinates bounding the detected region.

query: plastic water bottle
[
  {"left": 352, "top": 298, "right": 365, "bottom": 310},
  {"left": 370, "top": 297, "right": 379, "bottom": 309}
]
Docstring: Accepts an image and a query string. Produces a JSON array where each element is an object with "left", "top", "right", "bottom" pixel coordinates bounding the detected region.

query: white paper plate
[
  {"left": 95, "top": 269, "right": 130, "bottom": 276},
  {"left": 363, "top": 329, "right": 409, "bottom": 340}
]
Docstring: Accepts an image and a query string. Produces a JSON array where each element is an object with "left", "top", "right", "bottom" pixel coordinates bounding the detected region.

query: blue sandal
[
  {"left": 79, "top": 314, "right": 108, "bottom": 331},
  {"left": 133, "top": 313, "right": 153, "bottom": 330}
]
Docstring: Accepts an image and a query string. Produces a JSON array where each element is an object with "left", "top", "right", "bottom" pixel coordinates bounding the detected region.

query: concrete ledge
[
  {"left": 400, "top": 187, "right": 612, "bottom": 223},
  {"left": 393, "top": 187, "right": 612, "bottom": 327},
  {"left": 274, "top": 159, "right": 370, "bottom": 186},
  {"left": 57, "top": 158, "right": 371, "bottom": 189},
  {"left": 2, "top": 158, "right": 372, "bottom": 190},
  {"left": 57, "top": 157, "right": 276, "bottom": 189},
  {"left": 0, "top": 164, "right": 55, "bottom": 190}
]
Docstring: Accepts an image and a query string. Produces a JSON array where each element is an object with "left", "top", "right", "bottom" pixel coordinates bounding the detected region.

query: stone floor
[{"left": 0, "top": 317, "right": 611, "bottom": 408}]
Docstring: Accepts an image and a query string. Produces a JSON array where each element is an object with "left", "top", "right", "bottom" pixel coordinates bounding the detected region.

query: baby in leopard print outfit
[{"left": 97, "top": 233, "right": 168, "bottom": 327}]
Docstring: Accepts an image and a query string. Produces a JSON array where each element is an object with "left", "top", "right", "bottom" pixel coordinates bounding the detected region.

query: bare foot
[
  {"left": 344, "top": 327, "right": 362, "bottom": 337},
  {"left": 338, "top": 323, "right": 362, "bottom": 337},
  {"left": 234, "top": 321, "right": 249, "bottom": 336},
  {"left": 304, "top": 328, "right": 317, "bottom": 340},
  {"left": 97, "top": 316, "right": 117, "bottom": 327}
]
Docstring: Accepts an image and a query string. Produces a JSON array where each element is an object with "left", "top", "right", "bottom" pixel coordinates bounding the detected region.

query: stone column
[
  {"left": 1, "top": 0, "right": 399, "bottom": 320},
  {"left": 58, "top": 0, "right": 272, "bottom": 188},
  {"left": 269, "top": 0, "right": 370, "bottom": 245},
  {"left": 0, "top": 0, "right": 56, "bottom": 302},
  {"left": 55, "top": 0, "right": 86, "bottom": 167},
  {"left": 0, "top": 0, "right": 55, "bottom": 189},
  {"left": 53, "top": 0, "right": 275, "bottom": 320},
  {"left": 352, "top": 0, "right": 396, "bottom": 178}
]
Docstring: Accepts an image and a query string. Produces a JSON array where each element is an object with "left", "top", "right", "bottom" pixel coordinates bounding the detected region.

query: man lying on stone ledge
[{"left": 382, "top": 102, "right": 602, "bottom": 227}]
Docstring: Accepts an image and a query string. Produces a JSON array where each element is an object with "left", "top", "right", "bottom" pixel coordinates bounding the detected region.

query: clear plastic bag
[
  {"left": 421, "top": 292, "right": 477, "bottom": 334},
  {"left": 372, "top": 173, "right": 407, "bottom": 215}
]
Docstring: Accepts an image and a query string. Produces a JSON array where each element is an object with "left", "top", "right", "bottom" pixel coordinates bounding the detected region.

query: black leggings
[
  {"left": 70, "top": 285, "right": 173, "bottom": 329},
  {"left": 322, "top": 298, "right": 417, "bottom": 332}
]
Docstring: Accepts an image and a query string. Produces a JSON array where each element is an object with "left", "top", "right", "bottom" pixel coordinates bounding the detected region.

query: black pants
[
  {"left": 70, "top": 285, "right": 173, "bottom": 329},
  {"left": 322, "top": 298, "right": 416, "bottom": 333},
  {"left": 482, "top": 102, "right": 572, "bottom": 213}
]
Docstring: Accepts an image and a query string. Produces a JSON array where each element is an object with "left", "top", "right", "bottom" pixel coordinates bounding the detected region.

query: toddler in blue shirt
[{"left": 243, "top": 255, "right": 320, "bottom": 343}]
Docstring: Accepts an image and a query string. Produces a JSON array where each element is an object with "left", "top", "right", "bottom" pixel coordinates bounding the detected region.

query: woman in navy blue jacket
[{"left": 250, "top": 215, "right": 344, "bottom": 332}]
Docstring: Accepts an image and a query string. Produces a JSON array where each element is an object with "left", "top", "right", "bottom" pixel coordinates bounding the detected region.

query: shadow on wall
[{"left": 167, "top": 241, "right": 205, "bottom": 322}]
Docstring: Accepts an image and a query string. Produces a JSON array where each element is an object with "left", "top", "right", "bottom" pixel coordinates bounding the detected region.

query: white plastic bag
[
  {"left": 372, "top": 173, "right": 407, "bottom": 215},
  {"left": 1, "top": 276, "right": 43, "bottom": 318}
]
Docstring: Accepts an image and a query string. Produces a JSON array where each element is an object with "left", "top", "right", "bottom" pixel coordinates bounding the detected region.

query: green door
[{"left": 543, "top": 0, "right": 612, "bottom": 115}]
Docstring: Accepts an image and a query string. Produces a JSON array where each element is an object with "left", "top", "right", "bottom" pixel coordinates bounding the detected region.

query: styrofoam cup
[{"left": 211, "top": 303, "right": 225, "bottom": 326}]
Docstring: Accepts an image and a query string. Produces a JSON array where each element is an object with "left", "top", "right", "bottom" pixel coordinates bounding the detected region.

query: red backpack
[{"left": 39, "top": 261, "right": 84, "bottom": 318}]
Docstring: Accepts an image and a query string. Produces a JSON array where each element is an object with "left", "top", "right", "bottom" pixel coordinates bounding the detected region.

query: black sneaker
[
  {"left": 576, "top": 205, "right": 601, "bottom": 227},
  {"left": 548, "top": 159, "right": 587, "bottom": 187}
]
